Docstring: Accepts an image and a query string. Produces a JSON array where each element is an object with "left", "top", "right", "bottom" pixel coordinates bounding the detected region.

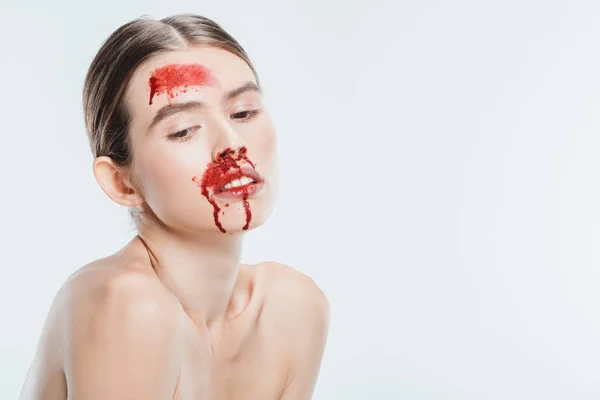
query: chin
[{"left": 216, "top": 201, "right": 273, "bottom": 234}]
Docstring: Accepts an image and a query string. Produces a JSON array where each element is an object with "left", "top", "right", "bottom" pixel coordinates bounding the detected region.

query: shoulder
[
  {"left": 59, "top": 260, "right": 184, "bottom": 355},
  {"left": 256, "top": 262, "right": 330, "bottom": 399},
  {"left": 258, "top": 261, "right": 330, "bottom": 340},
  {"left": 62, "top": 260, "right": 184, "bottom": 338},
  {"left": 258, "top": 261, "right": 326, "bottom": 300},
  {"left": 259, "top": 261, "right": 330, "bottom": 319},
  {"left": 59, "top": 261, "right": 184, "bottom": 397}
]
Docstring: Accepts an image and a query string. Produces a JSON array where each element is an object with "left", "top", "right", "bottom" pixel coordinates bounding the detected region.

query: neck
[{"left": 136, "top": 220, "right": 244, "bottom": 328}]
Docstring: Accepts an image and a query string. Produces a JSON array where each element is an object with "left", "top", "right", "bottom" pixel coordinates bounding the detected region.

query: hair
[{"left": 82, "top": 14, "right": 260, "bottom": 224}]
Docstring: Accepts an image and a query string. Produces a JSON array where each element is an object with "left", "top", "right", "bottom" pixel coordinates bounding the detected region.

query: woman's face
[{"left": 124, "top": 46, "right": 278, "bottom": 234}]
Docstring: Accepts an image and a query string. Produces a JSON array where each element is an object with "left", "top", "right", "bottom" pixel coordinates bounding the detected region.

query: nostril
[{"left": 218, "top": 148, "right": 235, "bottom": 159}]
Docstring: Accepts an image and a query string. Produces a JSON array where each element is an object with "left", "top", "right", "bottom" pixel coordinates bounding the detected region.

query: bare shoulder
[
  {"left": 62, "top": 255, "right": 185, "bottom": 345},
  {"left": 255, "top": 261, "right": 330, "bottom": 334},
  {"left": 258, "top": 261, "right": 329, "bottom": 313},
  {"left": 20, "top": 253, "right": 184, "bottom": 400},
  {"left": 63, "top": 256, "right": 181, "bottom": 313},
  {"left": 255, "top": 262, "right": 330, "bottom": 399},
  {"left": 59, "top": 258, "right": 184, "bottom": 398}
]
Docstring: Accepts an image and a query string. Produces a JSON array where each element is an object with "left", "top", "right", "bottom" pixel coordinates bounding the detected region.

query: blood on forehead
[{"left": 148, "top": 63, "right": 221, "bottom": 105}]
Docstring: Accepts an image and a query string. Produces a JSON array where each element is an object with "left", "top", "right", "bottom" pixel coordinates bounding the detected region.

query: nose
[{"left": 211, "top": 120, "right": 247, "bottom": 162}]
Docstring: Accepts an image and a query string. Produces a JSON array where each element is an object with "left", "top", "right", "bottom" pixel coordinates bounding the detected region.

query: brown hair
[{"left": 83, "top": 14, "right": 260, "bottom": 167}]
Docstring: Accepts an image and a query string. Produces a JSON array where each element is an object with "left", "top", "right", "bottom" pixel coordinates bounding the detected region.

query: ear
[{"left": 93, "top": 156, "right": 144, "bottom": 207}]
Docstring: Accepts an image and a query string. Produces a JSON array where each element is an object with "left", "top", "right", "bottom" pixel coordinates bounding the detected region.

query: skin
[{"left": 18, "top": 46, "right": 330, "bottom": 400}]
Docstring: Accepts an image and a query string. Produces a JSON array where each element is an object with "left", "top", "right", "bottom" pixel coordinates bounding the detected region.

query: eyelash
[
  {"left": 169, "top": 126, "right": 199, "bottom": 142},
  {"left": 231, "top": 109, "right": 260, "bottom": 121},
  {"left": 168, "top": 109, "right": 260, "bottom": 142}
]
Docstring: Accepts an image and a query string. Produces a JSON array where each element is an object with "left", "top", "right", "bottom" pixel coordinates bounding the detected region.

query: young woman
[{"left": 19, "top": 13, "right": 330, "bottom": 400}]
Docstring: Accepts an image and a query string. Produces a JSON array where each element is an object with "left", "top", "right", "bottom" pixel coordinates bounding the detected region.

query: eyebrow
[{"left": 148, "top": 81, "right": 262, "bottom": 130}]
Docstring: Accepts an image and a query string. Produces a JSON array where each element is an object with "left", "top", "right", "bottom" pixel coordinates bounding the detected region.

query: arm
[{"left": 63, "top": 271, "right": 183, "bottom": 400}]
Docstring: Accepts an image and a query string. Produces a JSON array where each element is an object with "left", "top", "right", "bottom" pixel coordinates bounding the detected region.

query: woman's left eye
[{"left": 231, "top": 109, "right": 259, "bottom": 121}]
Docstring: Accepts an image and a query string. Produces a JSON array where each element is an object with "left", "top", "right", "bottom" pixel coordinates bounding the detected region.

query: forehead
[{"left": 126, "top": 46, "right": 256, "bottom": 111}]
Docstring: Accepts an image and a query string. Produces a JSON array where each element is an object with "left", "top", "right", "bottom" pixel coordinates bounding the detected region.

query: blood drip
[
  {"left": 242, "top": 195, "right": 251, "bottom": 230},
  {"left": 192, "top": 176, "right": 224, "bottom": 233},
  {"left": 237, "top": 146, "right": 255, "bottom": 168},
  {"left": 192, "top": 147, "right": 254, "bottom": 233},
  {"left": 148, "top": 63, "right": 220, "bottom": 105}
]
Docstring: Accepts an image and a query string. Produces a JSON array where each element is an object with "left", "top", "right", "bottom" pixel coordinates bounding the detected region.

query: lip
[
  {"left": 214, "top": 181, "right": 265, "bottom": 199},
  {"left": 211, "top": 167, "right": 265, "bottom": 198}
]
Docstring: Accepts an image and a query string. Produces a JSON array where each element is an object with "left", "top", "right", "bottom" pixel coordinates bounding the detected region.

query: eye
[
  {"left": 231, "top": 109, "right": 259, "bottom": 121},
  {"left": 169, "top": 126, "right": 200, "bottom": 141}
]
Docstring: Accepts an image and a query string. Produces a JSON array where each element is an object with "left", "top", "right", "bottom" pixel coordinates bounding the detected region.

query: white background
[{"left": 1, "top": 0, "right": 600, "bottom": 398}]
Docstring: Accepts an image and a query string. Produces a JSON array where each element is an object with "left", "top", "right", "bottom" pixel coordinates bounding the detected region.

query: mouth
[
  {"left": 220, "top": 176, "right": 257, "bottom": 191},
  {"left": 213, "top": 167, "right": 264, "bottom": 198}
]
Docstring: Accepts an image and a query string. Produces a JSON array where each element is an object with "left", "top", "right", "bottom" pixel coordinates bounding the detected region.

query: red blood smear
[
  {"left": 148, "top": 63, "right": 220, "bottom": 105},
  {"left": 242, "top": 194, "right": 251, "bottom": 230},
  {"left": 237, "top": 146, "right": 255, "bottom": 168},
  {"left": 192, "top": 176, "right": 224, "bottom": 233},
  {"left": 192, "top": 147, "right": 254, "bottom": 233}
]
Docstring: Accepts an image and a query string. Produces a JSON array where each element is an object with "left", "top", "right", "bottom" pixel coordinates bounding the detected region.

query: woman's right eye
[{"left": 169, "top": 126, "right": 200, "bottom": 141}]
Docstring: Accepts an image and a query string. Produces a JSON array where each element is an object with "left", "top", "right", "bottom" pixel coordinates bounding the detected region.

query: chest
[{"left": 174, "top": 312, "right": 288, "bottom": 399}]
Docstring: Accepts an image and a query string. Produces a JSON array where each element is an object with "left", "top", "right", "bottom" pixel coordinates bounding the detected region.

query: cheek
[
  {"left": 150, "top": 153, "right": 186, "bottom": 183},
  {"left": 250, "top": 123, "right": 277, "bottom": 168},
  {"left": 138, "top": 146, "right": 205, "bottom": 201}
]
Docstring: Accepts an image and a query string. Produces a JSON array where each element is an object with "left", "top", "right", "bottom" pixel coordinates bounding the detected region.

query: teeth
[{"left": 221, "top": 176, "right": 256, "bottom": 191}]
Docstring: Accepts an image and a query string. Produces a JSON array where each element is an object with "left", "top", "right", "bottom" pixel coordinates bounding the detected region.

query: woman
[{"left": 19, "top": 14, "right": 330, "bottom": 400}]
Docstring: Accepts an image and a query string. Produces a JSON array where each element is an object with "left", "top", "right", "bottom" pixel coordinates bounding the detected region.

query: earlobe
[{"left": 93, "top": 156, "right": 144, "bottom": 207}]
